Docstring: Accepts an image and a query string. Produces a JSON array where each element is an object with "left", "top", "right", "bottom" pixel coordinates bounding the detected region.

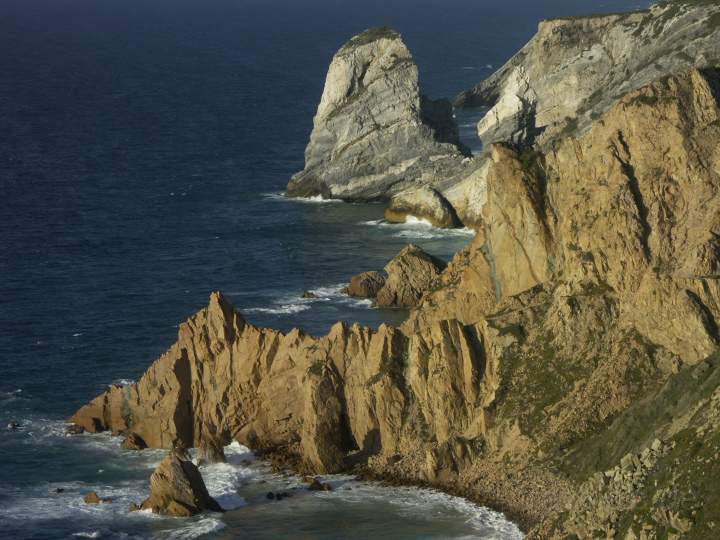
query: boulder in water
[
  {"left": 376, "top": 245, "right": 446, "bottom": 308},
  {"left": 141, "top": 449, "right": 223, "bottom": 516},
  {"left": 344, "top": 271, "right": 386, "bottom": 299},
  {"left": 84, "top": 492, "right": 112, "bottom": 504},
  {"left": 385, "top": 187, "right": 461, "bottom": 228}
]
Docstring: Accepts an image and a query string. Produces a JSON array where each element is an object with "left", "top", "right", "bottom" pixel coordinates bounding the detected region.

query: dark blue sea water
[{"left": 1, "top": 0, "right": 649, "bottom": 538}]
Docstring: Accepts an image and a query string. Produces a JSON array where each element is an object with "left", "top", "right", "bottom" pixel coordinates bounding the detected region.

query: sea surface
[{"left": 1, "top": 0, "right": 649, "bottom": 538}]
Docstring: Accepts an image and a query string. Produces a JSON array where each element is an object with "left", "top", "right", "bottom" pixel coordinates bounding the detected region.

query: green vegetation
[
  {"left": 340, "top": 27, "right": 399, "bottom": 53},
  {"left": 367, "top": 352, "right": 408, "bottom": 387},
  {"left": 561, "top": 351, "right": 720, "bottom": 483}
]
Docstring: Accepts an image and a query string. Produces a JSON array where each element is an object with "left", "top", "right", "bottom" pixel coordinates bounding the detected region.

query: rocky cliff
[
  {"left": 72, "top": 66, "right": 720, "bottom": 536},
  {"left": 286, "top": 27, "right": 472, "bottom": 206},
  {"left": 70, "top": 8, "right": 720, "bottom": 538},
  {"left": 455, "top": 1, "right": 720, "bottom": 152}
]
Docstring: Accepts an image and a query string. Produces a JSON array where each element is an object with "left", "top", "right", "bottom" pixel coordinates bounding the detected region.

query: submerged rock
[
  {"left": 385, "top": 187, "right": 461, "bottom": 228},
  {"left": 287, "top": 27, "right": 468, "bottom": 201},
  {"left": 308, "top": 478, "right": 333, "bottom": 492},
  {"left": 141, "top": 449, "right": 223, "bottom": 516}
]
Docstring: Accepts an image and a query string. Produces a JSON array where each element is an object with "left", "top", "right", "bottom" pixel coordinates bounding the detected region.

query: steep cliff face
[
  {"left": 287, "top": 27, "right": 470, "bottom": 201},
  {"left": 72, "top": 60, "right": 720, "bottom": 540},
  {"left": 455, "top": 1, "right": 720, "bottom": 152}
]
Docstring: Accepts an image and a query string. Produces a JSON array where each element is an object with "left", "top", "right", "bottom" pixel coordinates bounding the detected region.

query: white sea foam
[
  {"left": 326, "top": 480, "right": 523, "bottom": 539},
  {"left": 244, "top": 303, "right": 311, "bottom": 315},
  {"left": 194, "top": 442, "right": 254, "bottom": 511},
  {"left": 244, "top": 282, "right": 373, "bottom": 316},
  {"left": 361, "top": 216, "right": 477, "bottom": 240},
  {"left": 110, "top": 379, "right": 135, "bottom": 388},
  {"left": 262, "top": 191, "right": 343, "bottom": 204},
  {"left": 0, "top": 388, "right": 23, "bottom": 402},
  {"left": 161, "top": 517, "right": 226, "bottom": 540},
  {"left": 72, "top": 532, "right": 101, "bottom": 538}
]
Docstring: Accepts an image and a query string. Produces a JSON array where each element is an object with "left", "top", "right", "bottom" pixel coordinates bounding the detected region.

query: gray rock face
[
  {"left": 287, "top": 27, "right": 468, "bottom": 201},
  {"left": 455, "top": 2, "right": 720, "bottom": 151}
]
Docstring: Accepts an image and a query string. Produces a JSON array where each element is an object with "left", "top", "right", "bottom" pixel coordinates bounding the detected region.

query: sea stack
[
  {"left": 140, "top": 449, "right": 223, "bottom": 517},
  {"left": 287, "top": 27, "right": 468, "bottom": 201}
]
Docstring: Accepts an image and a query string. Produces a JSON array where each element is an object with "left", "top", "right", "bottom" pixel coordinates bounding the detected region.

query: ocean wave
[
  {"left": 327, "top": 481, "right": 523, "bottom": 539},
  {"left": 0, "top": 388, "right": 23, "bottom": 403},
  {"left": 244, "top": 303, "right": 312, "bottom": 315},
  {"left": 244, "top": 283, "right": 373, "bottom": 316},
  {"left": 110, "top": 379, "right": 135, "bottom": 388},
  {"left": 262, "top": 191, "right": 343, "bottom": 204},
  {"left": 160, "top": 517, "right": 226, "bottom": 540},
  {"left": 361, "top": 216, "right": 476, "bottom": 240}
]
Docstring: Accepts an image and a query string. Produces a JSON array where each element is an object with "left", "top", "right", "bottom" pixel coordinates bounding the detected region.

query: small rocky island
[{"left": 70, "top": 1, "right": 720, "bottom": 538}]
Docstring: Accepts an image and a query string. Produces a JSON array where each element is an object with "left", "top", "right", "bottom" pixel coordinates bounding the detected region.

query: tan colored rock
[
  {"left": 141, "top": 449, "right": 223, "bottom": 516},
  {"left": 376, "top": 245, "right": 446, "bottom": 308},
  {"left": 197, "top": 437, "right": 226, "bottom": 465},
  {"left": 83, "top": 492, "right": 111, "bottom": 504},
  {"left": 345, "top": 271, "right": 386, "bottom": 298},
  {"left": 71, "top": 68, "right": 720, "bottom": 537},
  {"left": 121, "top": 432, "right": 147, "bottom": 450},
  {"left": 385, "top": 187, "right": 461, "bottom": 228}
]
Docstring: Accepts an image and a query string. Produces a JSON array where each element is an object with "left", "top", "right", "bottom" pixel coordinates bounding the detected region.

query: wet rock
[
  {"left": 83, "top": 492, "right": 111, "bottom": 504},
  {"left": 140, "top": 449, "right": 223, "bottom": 516},
  {"left": 121, "top": 432, "right": 148, "bottom": 450},
  {"left": 197, "top": 438, "right": 226, "bottom": 466},
  {"left": 6, "top": 421, "right": 20, "bottom": 431},
  {"left": 385, "top": 186, "right": 461, "bottom": 228},
  {"left": 308, "top": 478, "right": 333, "bottom": 492},
  {"left": 66, "top": 423, "right": 85, "bottom": 435},
  {"left": 302, "top": 291, "right": 318, "bottom": 299}
]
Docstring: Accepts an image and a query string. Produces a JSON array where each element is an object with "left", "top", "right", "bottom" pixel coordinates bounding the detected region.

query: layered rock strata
[
  {"left": 287, "top": 27, "right": 471, "bottom": 202},
  {"left": 72, "top": 57, "right": 720, "bottom": 540},
  {"left": 455, "top": 1, "right": 720, "bottom": 152}
]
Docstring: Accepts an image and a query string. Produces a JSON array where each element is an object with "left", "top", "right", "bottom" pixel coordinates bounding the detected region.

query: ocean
[{"left": 0, "top": 0, "right": 649, "bottom": 538}]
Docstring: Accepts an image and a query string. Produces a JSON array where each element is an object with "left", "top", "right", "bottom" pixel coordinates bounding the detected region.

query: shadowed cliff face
[
  {"left": 72, "top": 65, "right": 720, "bottom": 537},
  {"left": 455, "top": 1, "right": 720, "bottom": 153}
]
